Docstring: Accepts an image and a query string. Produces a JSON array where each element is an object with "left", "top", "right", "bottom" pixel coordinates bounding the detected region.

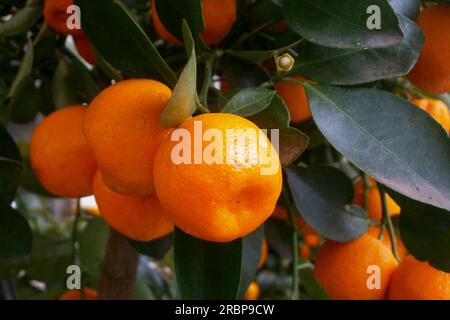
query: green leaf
[
  {"left": 0, "top": 203, "right": 32, "bottom": 259},
  {"left": 0, "top": 157, "right": 23, "bottom": 204},
  {"left": 298, "top": 263, "right": 331, "bottom": 300},
  {"left": 75, "top": 0, "right": 176, "bottom": 87},
  {"left": 285, "top": 166, "right": 369, "bottom": 242},
  {"left": 264, "top": 219, "right": 292, "bottom": 260},
  {"left": 9, "top": 75, "right": 40, "bottom": 123},
  {"left": 129, "top": 233, "right": 172, "bottom": 260},
  {"left": 0, "top": 0, "right": 42, "bottom": 37},
  {"left": 20, "top": 156, "right": 55, "bottom": 197},
  {"left": 249, "top": 95, "right": 291, "bottom": 129},
  {"left": 306, "top": 84, "right": 450, "bottom": 212},
  {"left": 278, "top": 127, "right": 309, "bottom": 167},
  {"left": 389, "top": 0, "right": 420, "bottom": 20},
  {"left": 283, "top": 0, "right": 403, "bottom": 49},
  {"left": 386, "top": 189, "right": 450, "bottom": 272},
  {"left": 154, "top": 0, "right": 205, "bottom": 48},
  {"left": 225, "top": 50, "right": 274, "bottom": 65},
  {"left": 7, "top": 39, "right": 33, "bottom": 99},
  {"left": 160, "top": 22, "right": 197, "bottom": 128},
  {"left": 221, "top": 88, "right": 276, "bottom": 117},
  {"left": 71, "top": 57, "right": 100, "bottom": 103},
  {"left": 52, "top": 58, "right": 78, "bottom": 108},
  {"left": 79, "top": 218, "right": 109, "bottom": 267},
  {"left": 174, "top": 227, "right": 263, "bottom": 299},
  {"left": 294, "top": 14, "right": 424, "bottom": 85},
  {"left": 0, "top": 124, "right": 21, "bottom": 161}
]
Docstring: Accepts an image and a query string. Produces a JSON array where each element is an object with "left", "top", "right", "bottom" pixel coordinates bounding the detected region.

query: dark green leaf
[
  {"left": 249, "top": 95, "right": 290, "bottom": 129},
  {"left": 7, "top": 39, "right": 33, "bottom": 99},
  {"left": 0, "top": 204, "right": 32, "bottom": 259},
  {"left": 389, "top": 0, "right": 420, "bottom": 20},
  {"left": 294, "top": 15, "right": 424, "bottom": 85},
  {"left": 285, "top": 166, "right": 369, "bottom": 242},
  {"left": 71, "top": 57, "right": 100, "bottom": 103},
  {"left": 223, "top": 57, "right": 270, "bottom": 89},
  {"left": 52, "top": 58, "right": 78, "bottom": 108},
  {"left": 278, "top": 127, "right": 309, "bottom": 167},
  {"left": 79, "top": 218, "right": 109, "bottom": 267},
  {"left": 226, "top": 50, "right": 274, "bottom": 65},
  {"left": 298, "top": 263, "right": 331, "bottom": 300},
  {"left": 0, "top": 124, "right": 21, "bottom": 161},
  {"left": 9, "top": 75, "right": 40, "bottom": 123},
  {"left": 221, "top": 88, "right": 275, "bottom": 117},
  {"left": 283, "top": 0, "right": 403, "bottom": 49},
  {"left": 174, "top": 227, "right": 263, "bottom": 299},
  {"left": 0, "top": 157, "right": 23, "bottom": 204},
  {"left": 20, "top": 156, "right": 55, "bottom": 197},
  {"left": 306, "top": 84, "right": 450, "bottom": 212},
  {"left": 129, "top": 233, "right": 172, "bottom": 260},
  {"left": 0, "top": 0, "right": 42, "bottom": 37},
  {"left": 75, "top": 0, "right": 176, "bottom": 87}
]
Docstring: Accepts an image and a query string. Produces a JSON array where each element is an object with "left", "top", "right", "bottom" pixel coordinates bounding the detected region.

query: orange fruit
[
  {"left": 304, "top": 233, "right": 320, "bottom": 247},
  {"left": 30, "top": 106, "right": 97, "bottom": 198},
  {"left": 411, "top": 98, "right": 450, "bottom": 132},
  {"left": 153, "top": 113, "right": 282, "bottom": 242},
  {"left": 44, "top": 0, "right": 82, "bottom": 35},
  {"left": 243, "top": 282, "right": 261, "bottom": 300},
  {"left": 315, "top": 234, "right": 399, "bottom": 300},
  {"left": 407, "top": 4, "right": 450, "bottom": 93},
  {"left": 58, "top": 288, "right": 98, "bottom": 300},
  {"left": 389, "top": 256, "right": 450, "bottom": 300},
  {"left": 84, "top": 79, "right": 173, "bottom": 196},
  {"left": 151, "top": 0, "right": 237, "bottom": 46},
  {"left": 299, "top": 243, "right": 311, "bottom": 260},
  {"left": 74, "top": 32, "right": 95, "bottom": 65},
  {"left": 367, "top": 227, "right": 408, "bottom": 260},
  {"left": 275, "top": 76, "right": 312, "bottom": 124},
  {"left": 259, "top": 239, "right": 268, "bottom": 269},
  {"left": 353, "top": 177, "right": 401, "bottom": 220},
  {"left": 93, "top": 171, "right": 173, "bottom": 242}
]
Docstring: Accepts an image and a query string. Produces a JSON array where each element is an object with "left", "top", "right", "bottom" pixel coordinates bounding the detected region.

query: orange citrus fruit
[
  {"left": 30, "top": 106, "right": 97, "bottom": 198},
  {"left": 259, "top": 239, "right": 268, "bottom": 269},
  {"left": 353, "top": 177, "right": 400, "bottom": 220},
  {"left": 299, "top": 243, "right": 311, "bottom": 260},
  {"left": 367, "top": 226, "right": 408, "bottom": 260},
  {"left": 407, "top": 4, "right": 450, "bottom": 93},
  {"left": 315, "top": 234, "right": 399, "bottom": 300},
  {"left": 243, "top": 282, "right": 261, "bottom": 300},
  {"left": 44, "top": 0, "right": 82, "bottom": 35},
  {"left": 74, "top": 32, "right": 95, "bottom": 65},
  {"left": 153, "top": 113, "right": 282, "bottom": 242},
  {"left": 275, "top": 76, "right": 312, "bottom": 124},
  {"left": 411, "top": 98, "right": 450, "bottom": 132},
  {"left": 58, "top": 288, "right": 98, "bottom": 300},
  {"left": 93, "top": 171, "right": 173, "bottom": 242},
  {"left": 84, "top": 79, "right": 173, "bottom": 196},
  {"left": 152, "top": 0, "right": 237, "bottom": 45},
  {"left": 389, "top": 256, "right": 450, "bottom": 300}
]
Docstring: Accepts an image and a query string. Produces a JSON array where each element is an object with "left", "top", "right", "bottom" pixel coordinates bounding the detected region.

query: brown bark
[{"left": 98, "top": 227, "right": 139, "bottom": 300}]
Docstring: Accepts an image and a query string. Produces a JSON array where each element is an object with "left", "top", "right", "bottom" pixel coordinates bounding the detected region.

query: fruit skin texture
[
  {"left": 411, "top": 98, "right": 450, "bottom": 132},
  {"left": 84, "top": 79, "right": 173, "bottom": 196},
  {"left": 315, "top": 234, "right": 399, "bottom": 300},
  {"left": 407, "top": 4, "right": 450, "bottom": 93},
  {"left": 152, "top": 0, "right": 237, "bottom": 45},
  {"left": 58, "top": 288, "right": 98, "bottom": 300},
  {"left": 389, "top": 256, "right": 450, "bottom": 300},
  {"left": 74, "top": 33, "right": 95, "bottom": 65},
  {"left": 243, "top": 282, "right": 261, "bottom": 300},
  {"left": 30, "top": 106, "right": 97, "bottom": 198},
  {"left": 367, "top": 227, "right": 408, "bottom": 260},
  {"left": 275, "top": 76, "right": 312, "bottom": 124},
  {"left": 44, "top": 0, "right": 82, "bottom": 35},
  {"left": 353, "top": 177, "right": 400, "bottom": 220},
  {"left": 93, "top": 171, "right": 173, "bottom": 242},
  {"left": 153, "top": 113, "right": 282, "bottom": 243}
]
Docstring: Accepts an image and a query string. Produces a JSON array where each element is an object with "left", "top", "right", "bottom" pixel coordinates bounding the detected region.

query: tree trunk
[{"left": 98, "top": 227, "right": 139, "bottom": 300}]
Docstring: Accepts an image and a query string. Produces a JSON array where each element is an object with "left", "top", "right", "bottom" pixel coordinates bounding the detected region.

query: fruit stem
[
  {"left": 199, "top": 52, "right": 215, "bottom": 108},
  {"left": 282, "top": 184, "right": 300, "bottom": 300},
  {"left": 72, "top": 198, "right": 84, "bottom": 299},
  {"left": 379, "top": 188, "right": 401, "bottom": 262}
]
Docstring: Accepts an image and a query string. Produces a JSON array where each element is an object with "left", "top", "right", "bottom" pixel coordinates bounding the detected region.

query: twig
[{"left": 380, "top": 188, "right": 400, "bottom": 261}]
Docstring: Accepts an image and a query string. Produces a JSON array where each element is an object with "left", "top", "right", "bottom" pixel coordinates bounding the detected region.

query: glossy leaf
[
  {"left": 221, "top": 88, "right": 275, "bottom": 117},
  {"left": 129, "top": 233, "right": 173, "bottom": 260},
  {"left": 0, "top": 125, "right": 21, "bottom": 161},
  {"left": 0, "top": 203, "right": 32, "bottom": 259},
  {"left": 174, "top": 227, "right": 263, "bottom": 299},
  {"left": 306, "top": 84, "right": 450, "bottom": 212},
  {"left": 249, "top": 95, "right": 290, "bottom": 129},
  {"left": 278, "top": 127, "right": 309, "bottom": 167},
  {"left": 52, "top": 58, "right": 78, "bottom": 108},
  {"left": 9, "top": 75, "right": 40, "bottom": 123},
  {"left": 389, "top": 0, "right": 420, "bottom": 20},
  {"left": 7, "top": 39, "right": 33, "bottom": 99},
  {"left": 0, "top": 157, "right": 23, "bottom": 204},
  {"left": 75, "top": 0, "right": 176, "bottom": 87},
  {"left": 283, "top": 0, "right": 403, "bottom": 49},
  {"left": 294, "top": 15, "right": 424, "bottom": 85},
  {"left": 0, "top": 0, "right": 42, "bottom": 37},
  {"left": 285, "top": 166, "right": 369, "bottom": 242}
]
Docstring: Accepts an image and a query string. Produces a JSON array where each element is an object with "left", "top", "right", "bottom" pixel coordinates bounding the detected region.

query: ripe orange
[
  {"left": 315, "top": 234, "right": 399, "bottom": 300},
  {"left": 243, "top": 282, "right": 261, "bottom": 300},
  {"left": 275, "top": 76, "right": 312, "bottom": 124},
  {"left": 84, "top": 79, "right": 173, "bottom": 196},
  {"left": 259, "top": 239, "right": 268, "bottom": 269},
  {"left": 353, "top": 177, "right": 400, "bottom": 220},
  {"left": 58, "top": 288, "right": 98, "bottom": 300},
  {"left": 299, "top": 243, "right": 311, "bottom": 260},
  {"left": 407, "top": 4, "right": 450, "bottom": 93},
  {"left": 153, "top": 113, "right": 282, "bottom": 242},
  {"left": 151, "top": 0, "right": 237, "bottom": 45},
  {"left": 30, "top": 106, "right": 97, "bottom": 198},
  {"left": 389, "top": 256, "right": 450, "bottom": 300},
  {"left": 74, "top": 32, "right": 95, "bottom": 65},
  {"left": 304, "top": 233, "right": 320, "bottom": 247},
  {"left": 411, "top": 98, "right": 450, "bottom": 132},
  {"left": 367, "top": 226, "right": 408, "bottom": 260},
  {"left": 93, "top": 171, "right": 173, "bottom": 242},
  {"left": 44, "top": 0, "right": 82, "bottom": 35}
]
